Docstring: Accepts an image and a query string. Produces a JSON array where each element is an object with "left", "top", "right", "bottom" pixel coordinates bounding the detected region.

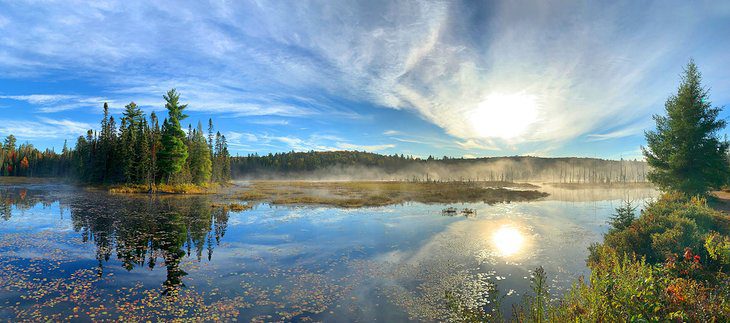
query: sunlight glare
[
  {"left": 470, "top": 93, "right": 539, "bottom": 139},
  {"left": 492, "top": 225, "right": 525, "bottom": 257}
]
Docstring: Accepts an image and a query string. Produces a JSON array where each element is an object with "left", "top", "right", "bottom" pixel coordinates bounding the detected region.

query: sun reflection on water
[{"left": 492, "top": 225, "right": 525, "bottom": 257}]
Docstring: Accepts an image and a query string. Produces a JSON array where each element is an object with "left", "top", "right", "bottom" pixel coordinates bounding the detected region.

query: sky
[{"left": 1, "top": 0, "right": 729, "bottom": 160}]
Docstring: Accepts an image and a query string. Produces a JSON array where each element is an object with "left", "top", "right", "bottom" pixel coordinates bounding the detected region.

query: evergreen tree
[
  {"left": 642, "top": 60, "right": 729, "bottom": 196},
  {"left": 189, "top": 121, "right": 212, "bottom": 184},
  {"left": 208, "top": 119, "right": 214, "bottom": 153},
  {"left": 150, "top": 112, "right": 161, "bottom": 185},
  {"left": 220, "top": 134, "right": 231, "bottom": 181},
  {"left": 137, "top": 119, "right": 151, "bottom": 187},
  {"left": 95, "top": 103, "right": 112, "bottom": 183},
  {"left": 121, "top": 102, "right": 145, "bottom": 183},
  {"left": 157, "top": 89, "right": 189, "bottom": 183},
  {"left": 4, "top": 135, "right": 16, "bottom": 152}
]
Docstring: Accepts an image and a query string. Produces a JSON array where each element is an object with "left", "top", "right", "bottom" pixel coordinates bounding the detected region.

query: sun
[
  {"left": 469, "top": 93, "right": 539, "bottom": 139},
  {"left": 492, "top": 225, "right": 525, "bottom": 257}
]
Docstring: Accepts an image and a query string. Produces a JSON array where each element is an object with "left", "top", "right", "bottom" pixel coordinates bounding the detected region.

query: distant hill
[{"left": 231, "top": 151, "right": 648, "bottom": 183}]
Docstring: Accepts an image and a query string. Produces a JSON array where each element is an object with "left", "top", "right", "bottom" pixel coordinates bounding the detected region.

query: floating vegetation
[
  {"left": 442, "top": 207, "right": 458, "bottom": 215},
  {"left": 237, "top": 181, "right": 548, "bottom": 208},
  {"left": 462, "top": 208, "right": 477, "bottom": 217},
  {"left": 108, "top": 183, "right": 227, "bottom": 195},
  {"left": 210, "top": 202, "right": 253, "bottom": 212}
]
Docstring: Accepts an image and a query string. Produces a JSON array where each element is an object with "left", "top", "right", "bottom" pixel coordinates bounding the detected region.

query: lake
[{"left": 0, "top": 180, "right": 657, "bottom": 321}]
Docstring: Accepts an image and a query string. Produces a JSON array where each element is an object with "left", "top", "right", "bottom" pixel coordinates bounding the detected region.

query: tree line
[
  {"left": 0, "top": 89, "right": 231, "bottom": 187},
  {"left": 231, "top": 151, "right": 649, "bottom": 183}
]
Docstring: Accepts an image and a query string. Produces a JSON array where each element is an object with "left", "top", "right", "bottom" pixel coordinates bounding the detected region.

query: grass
[
  {"left": 108, "top": 183, "right": 225, "bottom": 194},
  {"left": 210, "top": 202, "right": 253, "bottom": 212},
  {"left": 236, "top": 181, "right": 548, "bottom": 207}
]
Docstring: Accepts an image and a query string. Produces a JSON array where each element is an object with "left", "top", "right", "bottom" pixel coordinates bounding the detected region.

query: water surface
[{"left": 0, "top": 180, "right": 657, "bottom": 321}]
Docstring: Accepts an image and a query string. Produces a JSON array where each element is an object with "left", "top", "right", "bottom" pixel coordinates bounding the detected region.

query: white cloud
[
  {"left": 247, "top": 119, "right": 290, "bottom": 126},
  {"left": 0, "top": 94, "right": 112, "bottom": 113},
  {"left": 0, "top": 118, "right": 94, "bottom": 141},
  {"left": 224, "top": 131, "right": 396, "bottom": 153},
  {"left": 0, "top": 94, "right": 76, "bottom": 104},
  {"left": 456, "top": 139, "right": 500, "bottom": 151},
  {"left": 587, "top": 126, "right": 646, "bottom": 142},
  {"left": 336, "top": 142, "right": 395, "bottom": 151}
]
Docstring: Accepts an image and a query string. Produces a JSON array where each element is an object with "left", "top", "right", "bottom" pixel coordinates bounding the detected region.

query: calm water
[{"left": 0, "top": 181, "right": 657, "bottom": 321}]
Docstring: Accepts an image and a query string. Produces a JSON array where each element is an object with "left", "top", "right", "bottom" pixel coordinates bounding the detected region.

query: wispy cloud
[
  {"left": 0, "top": 94, "right": 111, "bottom": 113},
  {"left": 247, "top": 119, "right": 290, "bottom": 126},
  {"left": 337, "top": 142, "right": 395, "bottom": 151},
  {"left": 225, "top": 131, "right": 395, "bottom": 153},
  {"left": 587, "top": 125, "right": 648, "bottom": 142},
  {"left": 0, "top": 118, "right": 93, "bottom": 141},
  {"left": 456, "top": 139, "right": 500, "bottom": 151}
]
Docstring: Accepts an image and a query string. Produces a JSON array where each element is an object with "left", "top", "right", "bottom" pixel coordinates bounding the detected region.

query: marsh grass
[
  {"left": 109, "top": 183, "right": 226, "bottom": 194},
  {"left": 210, "top": 202, "right": 253, "bottom": 212},
  {"left": 236, "top": 181, "right": 548, "bottom": 207}
]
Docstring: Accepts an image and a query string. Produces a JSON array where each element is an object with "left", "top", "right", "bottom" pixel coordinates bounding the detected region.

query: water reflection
[
  {"left": 74, "top": 196, "right": 230, "bottom": 294},
  {"left": 492, "top": 225, "right": 525, "bottom": 257},
  {"left": 1, "top": 185, "right": 231, "bottom": 294},
  {"left": 0, "top": 181, "right": 660, "bottom": 321}
]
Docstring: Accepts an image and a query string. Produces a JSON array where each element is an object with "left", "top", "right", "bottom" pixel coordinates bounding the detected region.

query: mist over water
[{"left": 233, "top": 157, "right": 649, "bottom": 183}]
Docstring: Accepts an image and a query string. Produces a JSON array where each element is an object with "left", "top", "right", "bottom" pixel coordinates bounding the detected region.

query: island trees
[
  {"left": 642, "top": 60, "right": 729, "bottom": 196},
  {"left": 0, "top": 89, "right": 232, "bottom": 188}
]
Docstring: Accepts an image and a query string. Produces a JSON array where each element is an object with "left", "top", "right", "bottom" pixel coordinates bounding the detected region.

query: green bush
[
  {"left": 706, "top": 232, "right": 730, "bottom": 265},
  {"left": 601, "top": 193, "right": 728, "bottom": 265}
]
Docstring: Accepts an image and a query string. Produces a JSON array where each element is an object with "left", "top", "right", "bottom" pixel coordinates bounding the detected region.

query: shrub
[{"left": 601, "top": 193, "right": 728, "bottom": 263}]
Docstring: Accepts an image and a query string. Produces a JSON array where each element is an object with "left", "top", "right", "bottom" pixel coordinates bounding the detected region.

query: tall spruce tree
[
  {"left": 157, "top": 89, "right": 189, "bottom": 183},
  {"left": 642, "top": 60, "right": 729, "bottom": 196}
]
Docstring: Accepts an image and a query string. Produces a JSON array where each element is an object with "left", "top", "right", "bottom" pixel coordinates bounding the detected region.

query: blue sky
[{"left": 1, "top": 1, "right": 729, "bottom": 159}]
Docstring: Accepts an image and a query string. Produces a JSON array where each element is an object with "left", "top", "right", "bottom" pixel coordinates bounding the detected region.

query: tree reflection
[
  {"left": 0, "top": 186, "right": 60, "bottom": 220},
  {"left": 0, "top": 187, "right": 232, "bottom": 294}
]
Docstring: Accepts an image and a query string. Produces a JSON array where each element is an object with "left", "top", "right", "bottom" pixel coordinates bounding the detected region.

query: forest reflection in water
[{"left": 1, "top": 184, "right": 229, "bottom": 295}]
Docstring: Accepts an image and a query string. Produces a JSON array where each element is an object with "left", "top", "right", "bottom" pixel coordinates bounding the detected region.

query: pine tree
[
  {"left": 157, "top": 89, "right": 189, "bottom": 183},
  {"left": 4, "top": 135, "right": 16, "bottom": 152},
  {"left": 220, "top": 134, "right": 231, "bottom": 181},
  {"left": 208, "top": 119, "right": 214, "bottom": 154},
  {"left": 94, "top": 104, "right": 112, "bottom": 183},
  {"left": 137, "top": 119, "right": 151, "bottom": 187},
  {"left": 150, "top": 112, "right": 161, "bottom": 185},
  {"left": 642, "top": 60, "right": 729, "bottom": 195},
  {"left": 213, "top": 132, "right": 223, "bottom": 182},
  {"left": 189, "top": 121, "right": 212, "bottom": 184},
  {"left": 121, "top": 102, "right": 145, "bottom": 183}
]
